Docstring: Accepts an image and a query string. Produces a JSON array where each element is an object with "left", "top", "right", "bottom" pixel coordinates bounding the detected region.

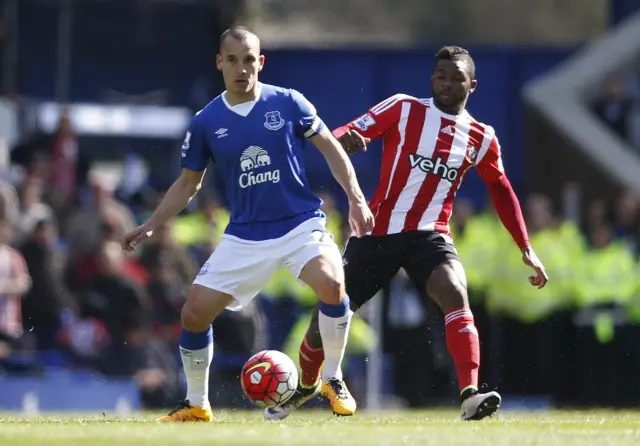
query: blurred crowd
[{"left": 592, "top": 57, "right": 640, "bottom": 151}]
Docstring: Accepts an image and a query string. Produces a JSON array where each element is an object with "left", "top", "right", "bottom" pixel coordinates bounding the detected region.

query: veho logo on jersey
[
  {"left": 408, "top": 153, "right": 459, "bottom": 182},
  {"left": 239, "top": 146, "right": 280, "bottom": 188}
]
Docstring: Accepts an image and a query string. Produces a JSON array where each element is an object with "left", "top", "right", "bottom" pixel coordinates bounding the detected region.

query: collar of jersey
[
  {"left": 428, "top": 97, "right": 469, "bottom": 120},
  {"left": 221, "top": 83, "right": 263, "bottom": 116}
]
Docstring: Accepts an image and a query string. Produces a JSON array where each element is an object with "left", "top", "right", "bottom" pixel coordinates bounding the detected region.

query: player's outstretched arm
[
  {"left": 476, "top": 131, "right": 548, "bottom": 289},
  {"left": 309, "top": 127, "right": 374, "bottom": 237},
  {"left": 485, "top": 175, "right": 549, "bottom": 289},
  {"left": 121, "top": 168, "right": 206, "bottom": 252}
]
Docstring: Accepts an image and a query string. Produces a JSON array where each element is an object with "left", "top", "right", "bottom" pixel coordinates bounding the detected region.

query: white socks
[
  {"left": 318, "top": 299, "right": 352, "bottom": 381},
  {"left": 180, "top": 343, "right": 214, "bottom": 408},
  {"left": 179, "top": 327, "right": 214, "bottom": 408}
]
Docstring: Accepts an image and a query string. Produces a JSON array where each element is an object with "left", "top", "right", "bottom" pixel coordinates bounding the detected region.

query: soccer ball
[{"left": 240, "top": 350, "right": 298, "bottom": 408}]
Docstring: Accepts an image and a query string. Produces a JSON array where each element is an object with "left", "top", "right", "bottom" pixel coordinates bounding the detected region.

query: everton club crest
[{"left": 264, "top": 111, "right": 285, "bottom": 131}]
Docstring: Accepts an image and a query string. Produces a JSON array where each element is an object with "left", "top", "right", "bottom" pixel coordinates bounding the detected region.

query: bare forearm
[
  {"left": 324, "top": 148, "right": 366, "bottom": 203},
  {"left": 145, "top": 177, "right": 200, "bottom": 229}
]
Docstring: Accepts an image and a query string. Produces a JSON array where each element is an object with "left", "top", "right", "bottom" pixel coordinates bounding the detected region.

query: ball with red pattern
[{"left": 240, "top": 350, "right": 299, "bottom": 408}]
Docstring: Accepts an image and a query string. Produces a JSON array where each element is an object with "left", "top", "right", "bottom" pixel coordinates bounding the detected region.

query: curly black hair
[{"left": 435, "top": 46, "right": 475, "bottom": 79}]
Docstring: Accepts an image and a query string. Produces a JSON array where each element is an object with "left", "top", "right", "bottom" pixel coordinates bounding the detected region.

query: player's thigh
[
  {"left": 193, "top": 236, "right": 280, "bottom": 313},
  {"left": 401, "top": 232, "right": 468, "bottom": 312},
  {"left": 343, "top": 235, "right": 401, "bottom": 311},
  {"left": 282, "top": 218, "right": 344, "bottom": 304}
]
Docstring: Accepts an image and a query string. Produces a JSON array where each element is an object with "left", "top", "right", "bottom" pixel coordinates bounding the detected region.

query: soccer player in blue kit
[{"left": 121, "top": 26, "right": 374, "bottom": 422}]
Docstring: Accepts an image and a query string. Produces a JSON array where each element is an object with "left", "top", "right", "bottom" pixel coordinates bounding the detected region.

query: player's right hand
[
  {"left": 121, "top": 224, "right": 154, "bottom": 252},
  {"left": 338, "top": 129, "right": 370, "bottom": 155},
  {"left": 348, "top": 200, "right": 375, "bottom": 238}
]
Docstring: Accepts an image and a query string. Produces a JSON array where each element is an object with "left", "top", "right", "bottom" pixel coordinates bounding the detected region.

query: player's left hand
[
  {"left": 521, "top": 246, "right": 549, "bottom": 289},
  {"left": 348, "top": 200, "right": 375, "bottom": 237}
]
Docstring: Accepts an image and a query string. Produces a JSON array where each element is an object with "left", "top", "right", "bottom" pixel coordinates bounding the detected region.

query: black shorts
[{"left": 343, "top": 231, "right": 460, "bottom": 309}]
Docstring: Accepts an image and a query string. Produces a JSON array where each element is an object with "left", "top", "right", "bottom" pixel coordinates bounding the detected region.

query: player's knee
[
  {"left": 181, "top": 287, "right": 231, "bottom": 332},
  {"left": 181, "top": 300, "right": 210, "bottom": 332},
  {"left": 434, "top": 280, "right": 468, "bottom": 312},
  {"left": 314, "top": 274, "right": 344, "bottom": 305},
  {"left": 428, "top": 262, "right": 469, "bottom": 312}
]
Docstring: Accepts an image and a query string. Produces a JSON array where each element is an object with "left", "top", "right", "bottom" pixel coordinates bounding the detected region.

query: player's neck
[
  {"left": 433, "top": 99, "right": 467, "bottom": 116},
  {"left": 223, "top": 83, "right": 261, "bottom": 106}
]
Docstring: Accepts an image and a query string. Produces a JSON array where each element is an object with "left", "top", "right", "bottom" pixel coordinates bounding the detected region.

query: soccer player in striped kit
[{"left": 266, "top": 46, "right": 549, "bottom": 421}]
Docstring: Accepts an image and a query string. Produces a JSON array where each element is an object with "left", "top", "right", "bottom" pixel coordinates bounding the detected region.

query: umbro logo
[
  {"left": 440, "top": 125, "right": 455, "bottom": 135},
  {"left": 216, "top": 128, "right": 228, "bottom": 138}
]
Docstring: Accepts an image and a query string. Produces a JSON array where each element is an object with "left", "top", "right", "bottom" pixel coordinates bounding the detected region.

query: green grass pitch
[{"left": 1, "top": 409, "right": 639, "bottom": 446}]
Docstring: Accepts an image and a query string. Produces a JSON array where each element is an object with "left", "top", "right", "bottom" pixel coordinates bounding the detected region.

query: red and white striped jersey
[{"left": 344, "top": 94, "right": 505, "bottom": 238}]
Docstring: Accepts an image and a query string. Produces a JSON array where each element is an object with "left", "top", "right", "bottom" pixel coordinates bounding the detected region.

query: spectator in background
[
  {"left": 525, "top": 193, "right": 558, "bottom": 232},
  {"left": 80, "top": 238, "right": 149, "bottom": 346},
  {"left": 0, "top": 177, "right": 17, "bottom": 224},
  {"left": 20, "top": 218, "right": 74, "bottom": 349},
  {"left": 13, "top": 176, "right": 54, "bottom": 246},
  {"left": 139, "top": 222, "right": 198, "bottom": 286},
  {"left": 584, "top": 199, "right": 609, "bottom": 242},
  {"left": 141, "top": 222, "right": 198, "bottom": 340},
  {"left": 99, "top": 312, "right": 179, "bottom": 409},
  {"left": 0, "top": 218, "right": 31, "bottom": 350},
  {"left": 611, "top": 193, "right": 639, "bottom": 252},
  {"left": 146, "top": 258, "right": 187, "bottom": 341},
  {"left": 592, "top": 77, "right": 633, "bottom": 143},
  {"left": 70, "top": 220, "right": 147, "bottom": 291},
  {"left": 65, "top": 176, "right": 137, "bottom": 262},
  {"left": 48, "top": 112, "right": 78, "bottom": 214}
]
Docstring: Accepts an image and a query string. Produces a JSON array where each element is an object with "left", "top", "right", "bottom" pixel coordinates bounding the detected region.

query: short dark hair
[
  {"left": 435, "top": 46, "right": 475, "bottom": 79},
  {"left": 220, "top": 26, "right": 259, "bottom": 48}
]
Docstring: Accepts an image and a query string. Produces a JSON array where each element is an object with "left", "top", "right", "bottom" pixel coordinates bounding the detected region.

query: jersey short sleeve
[
  {"left": 347, "top": 94, "right": 406, "bottom": 140},
  {"left": 476, "top": 130, "right": 506, "bottom": 183},
  {"left": 291, "top": 89, "right": 325, "bottom": 138},
  {"left": 180, "top": 112, "right": 211, "bottom": 171}
]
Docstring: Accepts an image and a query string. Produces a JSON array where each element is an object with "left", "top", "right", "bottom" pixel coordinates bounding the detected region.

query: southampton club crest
[
  {"left": 465, "top": 143, "right": 479, "bottom": 163},
  {"left": 264, "top": 111, "right": 285, "bottom": 131}
]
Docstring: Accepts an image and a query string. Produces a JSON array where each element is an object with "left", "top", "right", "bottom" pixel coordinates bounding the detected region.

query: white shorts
[{"left": 193, "top": 217, "right": 342, "bottom": 311}]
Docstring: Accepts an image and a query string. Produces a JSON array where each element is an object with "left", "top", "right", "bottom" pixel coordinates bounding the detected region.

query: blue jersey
[{"left": 180, "top": 83, "right": 325, "bottom": 241}]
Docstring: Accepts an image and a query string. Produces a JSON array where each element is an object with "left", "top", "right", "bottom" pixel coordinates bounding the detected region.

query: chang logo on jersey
[
  {"left": 239, "top": 146, "right": 280, "bottom": 188},
  {"left": 408, "top": 153, "right": 459, "bottom": 182}
]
